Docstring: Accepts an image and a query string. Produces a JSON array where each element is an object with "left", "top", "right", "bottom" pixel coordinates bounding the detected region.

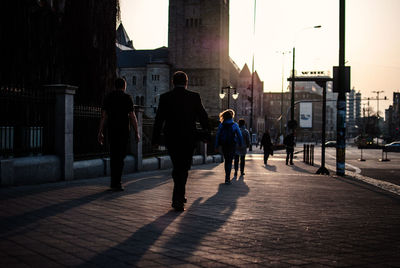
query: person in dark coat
[
  {"left": 234, "top": 119, "right": 250, "bottom": 177},
  {"left": 284, "top": 132, "right": 296, "bottom": 165},
  {"left": 152, "top": 71, "right": 209, "bottom": 211},
  {"left": 98, "top": 78, "right": 140, "bottom": 191},
  {"left": 259, "top": 130, "right": 273, "bottom": 165}
]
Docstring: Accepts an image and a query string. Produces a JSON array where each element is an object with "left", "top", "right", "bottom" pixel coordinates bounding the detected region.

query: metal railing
[
  {"left": 0, "top": 86, "right": 55, "bottom": 158},
  {"left": 73, "top": 105, "right": 110, "bottom": 160}
]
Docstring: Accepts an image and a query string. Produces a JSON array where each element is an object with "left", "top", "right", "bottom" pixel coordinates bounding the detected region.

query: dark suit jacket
[{"left": 152, "top": 86, "right": 209, "bottom": 146}]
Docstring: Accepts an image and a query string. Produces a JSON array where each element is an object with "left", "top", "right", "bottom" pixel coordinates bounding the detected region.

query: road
[{"left": 292, "top": 144, "right": 400, "bottom": 186}]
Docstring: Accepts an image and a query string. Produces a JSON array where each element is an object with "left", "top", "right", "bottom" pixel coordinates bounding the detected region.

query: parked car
[
  {"left": 384, "top": 141, "right": 400, "bottom": 151},
  {"left": 325, "top": 141, "right": 336, "bottom": 147}
]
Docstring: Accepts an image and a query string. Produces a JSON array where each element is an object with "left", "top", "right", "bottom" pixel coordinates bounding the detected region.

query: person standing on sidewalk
[
  {"left": 152, "top": 71, "right": 209, "bottom": 212},
  {"left": 215, "top": 109, "right": 243, "bottom": 184},
  {"left": 259, "top": 130, "right": 273, "bottom": 165},
  {"left": 98, "top": 77, "right": 140, "bottom": 191},
  {"left": 284, "top": 131, "right": 295, "bottom": 165},
  {"left": 234, "top": 119, "right": 250, "bottom": 177}
]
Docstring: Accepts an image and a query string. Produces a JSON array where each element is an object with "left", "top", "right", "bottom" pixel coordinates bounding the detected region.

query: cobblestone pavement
[{"left": 1, "top": 152, "right": 400, "bottom": 267}]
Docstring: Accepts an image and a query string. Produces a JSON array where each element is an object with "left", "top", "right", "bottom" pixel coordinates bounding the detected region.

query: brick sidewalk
[{"left": 1, "top": 152, "right": 400, "bottom": 267}]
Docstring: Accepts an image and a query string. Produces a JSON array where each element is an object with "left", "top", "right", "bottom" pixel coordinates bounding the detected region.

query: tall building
[
  {"left": 392, "top": 92, "right": 400, "bottom": 139},
  {"left": 355, "top": 91, "right": 361, "bottom": 128},
  {"left": 168, "top": 0, "right": 230, "bottom": 116}
]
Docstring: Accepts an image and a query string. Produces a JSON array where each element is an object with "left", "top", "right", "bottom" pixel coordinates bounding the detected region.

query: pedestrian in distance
[
  {"left": 283, "top": 131, "right": 296, "bottom": 165},
  {"left": 152, "top": 71, "right": 209, "bottom": 212},
  {"left": 234, "top": 119, "right": 250, "bottom": 177},
  {"left": 259, "top": 130, "right": 273, "bottom": 165},
  {"left": 215, "top": 109, "right": 243, "bottom": 185},
  {"left": 98, "top": 77, "right": 140, "bottom": 191}
]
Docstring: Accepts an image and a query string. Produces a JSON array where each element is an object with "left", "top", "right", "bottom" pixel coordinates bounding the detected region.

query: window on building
[
  {"left": 140, "top": 96, "right": 144, "bottom": 106},
  {"left": 143, "top": 76, "right": 146, "bottom": 86},
  {"left": 135, "top": 96, "right": 140, "bottom": 105},
  {"left": 154, "top": 86, "right": 157, "bottom": 92},
  {"left": 132, "top": 76, "right": 136, "bottom": 85}
]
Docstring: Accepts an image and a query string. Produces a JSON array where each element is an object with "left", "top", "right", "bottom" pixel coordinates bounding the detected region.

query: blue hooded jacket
[{"left": 215, "top": 119, "right": 243, "bottom": 148}]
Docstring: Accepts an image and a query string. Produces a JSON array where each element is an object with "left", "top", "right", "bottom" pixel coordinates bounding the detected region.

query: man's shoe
[
  {"left": 290, "top": 162, "right": 294, "bottom": 165},
  {"left": 234, "top": 171, "right": 238, "bottom": 177},
  {"left": 109, "top": 186, "right": 124, "bottom": 192},
  {"left": 172, "top": 202, "right": 184, "bottom": 211},
  {"left": 225, "top": 179, "right": 231, "bottom": 185},
  {"left": 241, "top": 171, "right": 245, "bottom": 176}
]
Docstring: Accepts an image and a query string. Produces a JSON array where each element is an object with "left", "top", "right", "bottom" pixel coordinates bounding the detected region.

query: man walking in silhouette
[
  {"left": 152, "top": 71, "right": 209, "bottom": 211},
  {"left": 98, "top": 78, "right": 140, "bottom": 191}
]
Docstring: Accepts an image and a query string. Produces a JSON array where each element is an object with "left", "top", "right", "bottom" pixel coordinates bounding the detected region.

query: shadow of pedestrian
[
  {"left": 102, "top": 175, "right": 172, "bottom": 201},
  {"left": 159, "top": 177, "right": 249, "bottom": 260},
  {"left": 290, "top": 164, "right": 314, "bottom": 174},
  {"left": 0, "top": 190, "right": 110, "bottom": 236},
  {"left": 79, "top": 210, "right": 180, "bottom": 267},
  {"left": 264, "top": 164, "right": 277, "bottom": 172}
]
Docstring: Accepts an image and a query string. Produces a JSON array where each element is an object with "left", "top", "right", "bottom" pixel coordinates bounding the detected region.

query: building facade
[{"left": 116, "top": 1, "right": 265, "bottom": 135}]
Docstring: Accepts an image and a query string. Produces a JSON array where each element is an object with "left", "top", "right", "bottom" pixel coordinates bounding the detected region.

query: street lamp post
[
  {"left": 277, "top": 50, "right": 291, "bottom": 135},
  {"left": 249, "top": 0, "right": 256, "bottom": 152},
  {"left": 290, "top": 25, "right": 321, "bottom": 128},
  {"left": 219, "top": 86, "right": 239, "bottom": 109}
]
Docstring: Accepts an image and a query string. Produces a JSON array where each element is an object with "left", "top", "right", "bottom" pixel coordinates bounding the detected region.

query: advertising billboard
[{"left": 299, "top": 102, "right": 312, "bottom": 128}]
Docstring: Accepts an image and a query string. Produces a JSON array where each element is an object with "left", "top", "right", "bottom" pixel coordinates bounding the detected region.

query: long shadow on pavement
[
  {"left": 80, "top": 210, "right": 180, "bottom": 267},
  {"left": 102, "top": 175, "right": 172, "bottom": 201},
  {"left": 81, "top": 177, "right": 249, "bottom": 266},
  {"left": 159, "top": 176, "right": 249, "bottom": 261},
  {"left": 0, "top": 190, "right": 110, "bottom": 237}
]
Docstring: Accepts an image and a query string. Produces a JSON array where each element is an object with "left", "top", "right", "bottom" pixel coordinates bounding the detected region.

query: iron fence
[
  {"left": 0, "top": 86, "right": 55, "bottom": 158},
  {"left": 142, "top": 118, "right": 168, "bottom": 158},
  {"left": 73, "top": 105, "right": 110, "bottom": 160}
]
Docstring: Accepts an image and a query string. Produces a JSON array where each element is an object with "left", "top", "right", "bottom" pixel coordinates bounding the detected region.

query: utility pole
[
  {"left": 372, "top": 90, "right": 384, "bottom": 118},
  {"left": 336, "top": 0, "right": 347, "bottom": 176},
  {"left": 249, "top": 0, "right": 256, "bottom": 151}
]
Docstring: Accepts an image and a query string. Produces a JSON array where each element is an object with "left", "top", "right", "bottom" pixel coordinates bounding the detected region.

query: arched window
[{"left": 140, "top": 96, "right": 145, "bottom": 106}]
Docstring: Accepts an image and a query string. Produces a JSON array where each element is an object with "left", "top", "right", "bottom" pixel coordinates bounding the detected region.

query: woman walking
[{"left": 215, "top": 109, "right": 243, "bottom": 184}]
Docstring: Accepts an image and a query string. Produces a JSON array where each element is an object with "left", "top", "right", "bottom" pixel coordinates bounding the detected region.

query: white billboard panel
[{"left": 299, "top": 102, "right": 312, "bottom": 128}]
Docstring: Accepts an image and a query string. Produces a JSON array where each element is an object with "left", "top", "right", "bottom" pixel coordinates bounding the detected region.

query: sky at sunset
[{"left": 119, "top": 0, "right": 400, "bottom": 116}]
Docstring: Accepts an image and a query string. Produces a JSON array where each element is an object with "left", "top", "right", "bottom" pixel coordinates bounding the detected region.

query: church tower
[{"left": 168, "top": 0, "right": 230, "bottom": 117}]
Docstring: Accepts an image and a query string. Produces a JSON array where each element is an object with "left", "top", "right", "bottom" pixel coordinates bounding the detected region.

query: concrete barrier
[
  {"left": 192, "top": 155, "right": 204, "bottom": 165},
  {"left": 123, "top": 155, "right": 136, "bottom": 174},
  {"left": 141, "top": 157, "right": 159, "bottom": 171},
  {"left": 1, "top": 153, "right": 223, "bottom": 186},
  {"left": 74, "top": 159, "right": 104, "bottom": 180},
  {"left": 13, "top": 155, "right": 61, "bottom": 185},
  {"left": 158, "top": 156, "right": 172, "bottom": 169},
  {"left": 205, "top": 155, "right": 214, "bottom": 164},
  {"left": 212, "top": 154, "right": 223, "bottom": 163}
]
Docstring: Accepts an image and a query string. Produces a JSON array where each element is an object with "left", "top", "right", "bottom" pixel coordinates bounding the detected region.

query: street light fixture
[
  {"left": 220, "top": 86, "right": 239, "bottom": 109},
  {"left": 290, "top": 25, "right": 322, "bottom": 127}
]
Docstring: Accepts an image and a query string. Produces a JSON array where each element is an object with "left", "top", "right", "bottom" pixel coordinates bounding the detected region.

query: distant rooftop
[{"left": 117, "top": 46, "right": 169, "bottom": 68}]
